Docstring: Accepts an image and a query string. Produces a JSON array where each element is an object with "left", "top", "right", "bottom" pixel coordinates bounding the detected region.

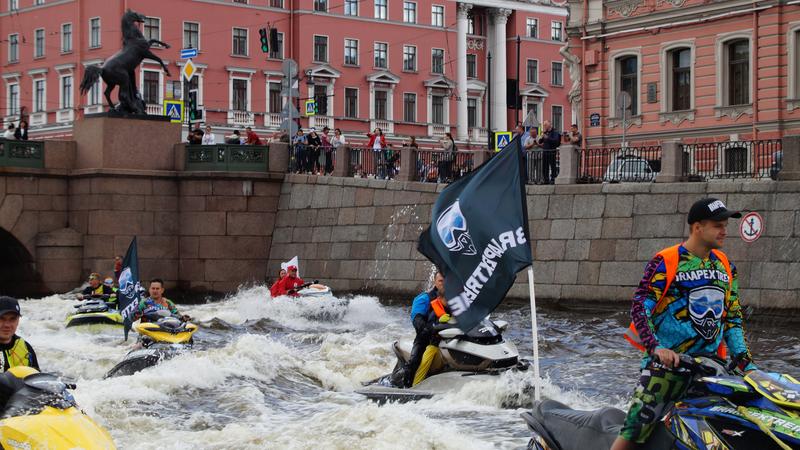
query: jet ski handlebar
[{"left": 653, "top": 353, "right": 747, "bottom": 376}]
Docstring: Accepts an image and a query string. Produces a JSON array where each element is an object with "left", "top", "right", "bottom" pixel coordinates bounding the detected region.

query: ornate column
[
  {"left": 456, "top": 3, "right": 472, "bottom": 141},
  {"left": 492, "top": 8, "right": 512, "bottom": 132}
]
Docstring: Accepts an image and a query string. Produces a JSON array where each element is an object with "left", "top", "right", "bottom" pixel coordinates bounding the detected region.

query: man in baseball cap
[
  {"left": 687, "top": 198, "right": 742, "bottom": 224},
  {"left": 0, "top": 296, "right": 39, "bottom": 372},
  {"left": 269, "top": 265, "right": 306, "bottom": 298}
]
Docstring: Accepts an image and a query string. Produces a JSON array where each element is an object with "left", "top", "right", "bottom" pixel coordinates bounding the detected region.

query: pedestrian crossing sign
[
  {"left": 163, "top": 100, "right": 183, "bottom": 123},
  {"left": 494, "top": 131, "right": 512, "bottom": 152},
  {"left": 305, "top": 100, "right": 316, "bottom": 116}
]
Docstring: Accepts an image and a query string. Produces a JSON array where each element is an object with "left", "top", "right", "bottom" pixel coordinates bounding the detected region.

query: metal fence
[
  {"left": 348, "top": 146, "right": 402, "bottom": 179},
  {"left": 524, "top": 150, "right": 560, "bottom": 185},
  {"left": 0, "top": 139, "right": 44, "bottom": 168},
  {"left": 414, "top": 150, "right": 478, "bottom": 183},
  {"left": 577, "top": 145, "right": 662, "bottom": 183},
  {"left": 289, "top": 144, "right": 337, "bottom": 174},
  {"left": 185, "top": 144, "right": 268, "bottom": 171},
  {"left": 681, "top": 140, "right": 782, "bottom": 181}
]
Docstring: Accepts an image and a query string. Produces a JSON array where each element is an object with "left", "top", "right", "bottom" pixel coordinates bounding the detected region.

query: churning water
[{"left": 18, "top": 288, "right": 800, "bottom": 449}]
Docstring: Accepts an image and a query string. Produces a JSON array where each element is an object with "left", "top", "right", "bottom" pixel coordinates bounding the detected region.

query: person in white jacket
[{"left": 201, "top": 125, "right": 216, "bottom": 145}]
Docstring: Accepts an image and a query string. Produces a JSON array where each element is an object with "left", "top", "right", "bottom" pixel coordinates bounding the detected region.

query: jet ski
[
  {"left": 65, "top": 297, "right": 123, "bottom": 328},
  {"left": 356, "top": 318, "right": 529, "bottom": 403},
  {"left": 523, "top": 354, "right": 800, "bottom": 450},
  {"left": 105, "top": 312, "right": 198, "bottom": 378},
  {"left": 296, "top": 283, "right": 333, "bottom": 297},
  {"left": 0, "top": 366, "right": 116, "bottom": 449}
]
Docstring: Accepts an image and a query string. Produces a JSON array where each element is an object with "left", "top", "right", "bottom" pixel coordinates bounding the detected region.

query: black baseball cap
[
  {"left": 0, "top": 296, "right": 21, "bottom": 317},
  {"left": 687, "top": 198, "right": 742, "bottom": 224}
]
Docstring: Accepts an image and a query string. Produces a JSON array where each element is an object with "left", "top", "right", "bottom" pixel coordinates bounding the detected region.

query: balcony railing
[
  {"left": 310, "top": 115, "right": 334, "bottom": 131},
  {"left": 228, "top": 110, "right": 255, "bottom": 126},
  {"left": 0, "top": 139, "right": 44, "bottom": 168},
  {"left": 265, "top": 112, "right": 282, "bottom": 128},
  {"left": 414, "top": 149, "right": 479, "bottom": 183},
  {"left": 370, "top": 119, "right": 394, "bottom": 136},
  {"left": 146, "top": 104, "right": 163, "bottom": 116},
  {"left": 288, "top": 144, "right": 336, "bottom": 174},
  {"left": 681, "top": 139, "right": 781, "bottom": 181},
  {"left": 578, "top": 145, "right": 661, "bottom": 183},
  {"left": 83, "top": 104, "right": 104, "bottom": 114},
  {"left": 470, "top": 127, "right": 488, "bottom": 142},
  {"left": 185, "top": 144, "right": 268, "bottom": 172},
  {"left": 428, "top": 124, "right": 450, "bottom": 137},
  {"left": 348, "top": 146, "right": 401, "bottom": 179},
  {"left": 29, "top": 112, "right": 46, "bottom": 126},
  {"left": 56, "top": 109, "right": 75, "bottom": 123}
]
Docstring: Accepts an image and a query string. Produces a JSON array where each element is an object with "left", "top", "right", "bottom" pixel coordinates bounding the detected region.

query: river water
[{"left": 18, "top": 288, "right": 800, "bottom": 450}]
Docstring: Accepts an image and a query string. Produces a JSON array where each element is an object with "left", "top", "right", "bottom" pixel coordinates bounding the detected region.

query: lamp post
[
  {"left": 515, "top": 35, "right": 521, "bottom": 127},
  {"left": 487, "top": 51, "right": 492, "bottom": 150}
]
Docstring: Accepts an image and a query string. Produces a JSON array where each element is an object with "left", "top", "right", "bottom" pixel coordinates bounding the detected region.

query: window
[
  {"left": 403, "top": 93, "right": 416, "bottom": 122},
  {"left": 34, "top": 28, "right": 45, "bottom": 58},
  {"left": 374, "top": 42, "right": 388, "bottom": 68},
  {"left": 61, "top": 23, "right": 72, "bottom": 53},
  {"left": 527, "top": 18, "right": 538, "bottom": 38},
  {"left": 551, "top": 62, "right": 562, "bottom": 86},
  {"left": 269, "top": 32, "right": 284, "bottom": 59},
  {"left": 270, "top": 0, "right": 283, "bottom": 7},
  {"left": 374, "top": 0, "right": 387, "bottom": 20},
  {"left": 268, "top": 82, "right": 282, "bottom": 112},
  {"left": 527, "top": 59, "right": 538, "bottom": 83},
  {"left": 344, "top": 39, "right": 358, "bottom": 65},
  {"left": 467, "top": 98, "right": 477, "bottom": 128},
  {"left": 7, "top": 83, "right": 19, "bottom": 115},
  {"left": 60, "top": 75, "right": 73, "bottom": 108},
  {"left": 90, "top": 18, "right": 101, "bottom": 48},
  {"left": 432, "top": 5, "right": 444, "bottom": 27},
  {"left": 467, "top": 54, "right": 476, "bottom": 78},
  {"left": 727, "top": 40, "right": 749, "bottom": 106},
  {"left": 142, "top": 71, "right": 160, "bottom": 104},
  {"left": 8, "top": 34, "right": 18, "bottom": 62},
  {"left": 345, "top": 88, "right": 358, "bottom": 118},
  {"left": 526, "top": 102, "right": 539, "bottom": 120},
  {"left": 232, "top": 79, "right": 248, "bottom": 111},
  {"left": 618, "top": 55, "right": 638, "bottom": 115},
  {"left": 33, "top": 79, "right": 45, "bottom": 113},
  {"left": 552, "top": 105, "right": 563, "bottom": 131},
  {"left": 671, "top": 48, "right": 691, "bottom": 111},
  {"left": 34, "top": 0, "right": 44, "bottom": 5},
  {"left": 8, "top": 0, "right": 17, "bottom": 10},
  {"left": 232, "top": 28, "right": 248, "bottom": 56},
  {"left": 374, "top": 90, "right": 388, "bottom": 120},
  {"left": 183, "top": 22, "right": 199, "bottom": 49},
  {"left": 88, "top": 80, "right": 101, "bottom": 105},
  {"left": 432, "top": 48, "right": 444, "bottom": 74},
  {"left": 166, "top": 80, "right": 181, "bottom": 99},
  {"left": 404, "top": 1, "right": 416, "bottom": 23},
  {"left": 345, "top": 0, "right": 358, "bottom": 16},
  {"left": 314, "top": 0, "right": 327, "bottom": 12},
  {"left": 432, "top": 95, "right": 444, "bottom": 124},
  {"left": 468, "top": 14, "right": 476, "bottom": 34},
  {"left": 314, "top": 84, "right": 328, "bottom": 115},
  {"left": 144, "top": 18, "right": 160, "bottom": 41},
  {"left": 314, "top": 35, "right": 328, "bottom": 62},
  {"left": 233, "top": 0, "right": 247, "bottom": 3},
  {"left": 551, "top": 21, "right": 563, "bottom": 41},
  {"left": 403, "top": 45, "right": 417, "bottom": 71}
]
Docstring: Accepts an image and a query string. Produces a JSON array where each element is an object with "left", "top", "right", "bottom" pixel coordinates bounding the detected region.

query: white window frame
[
  {"left": 229, "top": 75, "right": 252, "bottom": 112},
  {"left": 608, "top": 48, "right": 642, "bottom": 119},
  {"left": 61, "top": 23, "right": 73, "bottom": 54},
  {"left": 466, "top": 54, "right": 477, "bottom": 78},
  {"left": 344, "top": 38, "right": 359, "bottom": 66},
  {"left": 269, "top": 32, "right": 284, "bottom": 59},
  {"left": 89, "top": 17, "right": 101, "bottom": 48},
  {"left": 59, "top": 73, "right": 73, "bottom": 109},
  {"left": 374, "top": 41, "right": 388, "bottom": 69},
  {"left": 715, "top": 31, "right": 753, "bottom": 109},
  {"left": 144, "top": 17, "right": 161, "bottom": 42},
  {"left": 788, "top": 23, "right": 800, "bottom": 110},
  {"left": 551, "top": 104, "right": 563, "bottom": 131},
  {"left": 6, "top": 81, "right": 20, "bottom": 116},
  {"left": 232, "top": 27, "right": 249, "bottom": 57},
  {"left": 659, "top": 40, "right": 695, "bottom": 114},
  {"left": 428, "top": 92, "right": 449, "bottom": 125},
  {"left": 8, "top": 33, "right": 19, "bottom": 63},
  {"left": 344, "top": 87, "right": 359, "bottom": 118},
  {"left": 551, "top": 61, "right": 563, "bottom": 86},
  {"left": 526, "top": 58, "right": 539, "bottom": 84},
  {"left": 183, "top": 21, "right": 201, "bottom": 50},
  {"left": 403, "top": 1, "right": 417, "bottom": 23},
  {"left": 139, "top": 69, "right": 164, "bottom": 106},
  {"left": 34, "top": 28, "right": 45, "bottom": 58},
  {"left": 313, "top": 0, "right": 328, "bottom": 12},
  {"left": 432, "top": 4, "right": 445, "bottom": 27},
  {"left": 403, "top": 45, "right": 417, "bottom": 72},
  {"left": 403, "top": 92, "right": 417, "bottom": 122},
  {"left": 431, "top": 48, "right": 445, "bottom": 74},
  {"left": 374, "top": 0, "right": 387, "bottom": 20},
  {"left": 8, "top": 0, "right": 18, "bottom": 11},
  {"left": 344, "top": 0, "right": 358, "bottom": 16},
  {"left": 526, "top": 18, "right": 538, "bottom": 39},
  {"left": 313, "top": 34, "right": 329, "bottom": 63},
  {"left": 32, "top": 78, "right": 47, "bottom": 113},
  {"left": 266, "top": 80, "right": 283, "bottom": 114},
  {"left": 551, "top": 21, "right": 563, "bottom": 41}
]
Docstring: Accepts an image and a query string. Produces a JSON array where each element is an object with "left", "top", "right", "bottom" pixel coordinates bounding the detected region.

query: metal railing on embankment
[
  {"left": 289, "top": 144, "right": 337, "bottom": 174},
  {"left": 414, "top": 149, "right": 478, "bottom": 183},
  {"left": 577, "top": 145, "right": 662, "bottom": 183},
  {"left": 348, "top": 146, "right": 401, "bottom": 180},
  {"left": 185, "top": 144, "right": 268, "bottom": 171},
  {"left": 681, "top": 139, "right": 782, "bottom": 181},
  {"left": 0, "top": 139, "right": 44, "bottom": 169}
]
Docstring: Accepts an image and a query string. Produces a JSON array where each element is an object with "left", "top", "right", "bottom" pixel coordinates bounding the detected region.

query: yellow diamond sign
[{"left": 182, "top": 58, "right": 196, "bottom": 82}]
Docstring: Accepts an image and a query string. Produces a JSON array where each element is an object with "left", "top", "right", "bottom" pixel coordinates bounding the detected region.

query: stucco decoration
[
  {"left": 660, "top": 0, "right": 686, "bottom": 6},
  {"left": 714, "top": 105, "right": 753, "bottom": 120},
  {"left": 467, "top": 39, "right": 484, "bottom": 51},
  {"left": 605, "top": 0, "right": 645, "bottom": 17},
  {"left": 659, "top": 110, "right": 695, "bottom": 125},
  {"left": 608, "top": 116, "right": 642, "bottom": 129}
]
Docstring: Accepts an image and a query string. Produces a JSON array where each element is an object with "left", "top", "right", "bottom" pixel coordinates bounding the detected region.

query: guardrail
[
  {"left": 0, "top": 139, "right": 44, "bottom": 169},
  {"left": 348, "top": 146, "right": 401, "bottom": 179},
  {"left": 681, "top": 139, "right": 781, "bottom": 181},
  {"left": 414, "top": 149, "right": 478, "bottom": 183},
  {"left": 289, "top": 144, "right": 337, "bottom": 175},
  {"left": 185, "top": 144, "right": 268, "bottom": 171},
  {"left": 524, "top": 150, "right": 560, "bottom": 185},
  {"left": 578, "top": 145, "right": 662, "bottom": 183}
]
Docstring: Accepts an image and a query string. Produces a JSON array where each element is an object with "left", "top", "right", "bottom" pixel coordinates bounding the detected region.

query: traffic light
[
  {"left": 187, "top": 90, "right": 199, "bottom": 121},
  {"left": 259, "top": 28, "right": 269, "bottom": 53}
]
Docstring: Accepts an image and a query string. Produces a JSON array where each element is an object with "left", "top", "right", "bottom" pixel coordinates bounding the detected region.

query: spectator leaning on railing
[
  {"left": 245, "top": 127, "right": 263, "bottom": 145},
  {"left": 202, "top": 125, "right": 216, "bottom": 145},
  {"left": 566, "top": 124, "right": 582, "bottom": 148},
  {"left": 225, "top": 130, "right": 242, "bottom": 145},
  {"left": 3, "top": 123, "right": 14, "bottom": 140},
  {"left": 536, "top": 120, "right": 561, "bottom": 184},
  {"left": 14, "top": 120, "right": 28, "bottom": 141}
]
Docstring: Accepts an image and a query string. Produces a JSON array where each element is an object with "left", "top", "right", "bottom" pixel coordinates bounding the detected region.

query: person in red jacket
[
  {"left": 270, "top": 266, "right": 305, "bottom": 297},
  {"left": 366, "top": 128, "right": 388, "bottom": 179}
]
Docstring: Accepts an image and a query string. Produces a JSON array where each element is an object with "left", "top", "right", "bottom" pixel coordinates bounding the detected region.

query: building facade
[
  {"left": 566, "top": 0, "right": 800, "bottom": 147},
  {"left": 1, "top": 0, "right": 571, "bottom": 145}
]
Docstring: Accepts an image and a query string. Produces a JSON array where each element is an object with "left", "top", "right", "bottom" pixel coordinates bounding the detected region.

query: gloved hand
[{"left": 439, "top": 314, "right": 451, "bottom": 323}]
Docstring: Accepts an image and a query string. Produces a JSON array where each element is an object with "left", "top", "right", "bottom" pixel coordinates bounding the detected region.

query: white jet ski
[
  {"left": 296, "top": 283, "right": 333, "bottom": 297},
  {"left": 356, "top": 318, "right": 529, "bottom": 403}
]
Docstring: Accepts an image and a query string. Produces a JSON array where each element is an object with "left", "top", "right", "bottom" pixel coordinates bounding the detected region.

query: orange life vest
[
  {"left": 624, "top": 244, "right": 732, "bottom": 359},
  {"left": 430, "top": 297, "right": 447, "bottom": 319}
]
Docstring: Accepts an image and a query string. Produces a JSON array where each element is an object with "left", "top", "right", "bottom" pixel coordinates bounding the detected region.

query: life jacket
[
  {"left": 430, "top": 297, "right": 447, "bottom": 319},
  {"left": 2, "top": 337, "right": 34, "bottom": 371},
  {"left": 623, "top": 244, "right": 733, "bottom": 359}
]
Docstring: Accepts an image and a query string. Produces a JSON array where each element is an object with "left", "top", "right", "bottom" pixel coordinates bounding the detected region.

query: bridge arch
[{"left": 0, "top": 227, "right": 43, "bottom": 297}]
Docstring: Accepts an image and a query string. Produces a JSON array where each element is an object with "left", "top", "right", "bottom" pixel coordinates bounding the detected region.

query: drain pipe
[
  {"left": 581, "top": 0, "right": 588, "bottom": 147},
  {"left": 752, "top": 2, "right": 758, "bottom": 141}
]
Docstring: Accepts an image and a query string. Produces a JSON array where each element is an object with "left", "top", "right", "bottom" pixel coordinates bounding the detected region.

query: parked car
[{"left": 603, "top": 154, "right": 656, "bottom": 182}]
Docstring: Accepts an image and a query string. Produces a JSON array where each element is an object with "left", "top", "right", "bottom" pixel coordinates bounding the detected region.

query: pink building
[
  {"left": 1, "top": 0, "right": 570, "bottom": 146},
  {"left": 566, "top": 0, "right": 800, "bottom": 146}
]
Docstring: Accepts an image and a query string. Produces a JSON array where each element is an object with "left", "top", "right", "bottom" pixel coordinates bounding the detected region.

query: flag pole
[{"left": 528, "top": 266, "right": 541, "bottom": 401}]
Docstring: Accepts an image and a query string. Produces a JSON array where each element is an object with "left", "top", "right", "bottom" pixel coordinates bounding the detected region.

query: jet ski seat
[
  {"left": 525, "top": 400, "right": 624, "bottom": 450},
  {"left": 156, "top": 317, "right": 185, "bottom": 332}
]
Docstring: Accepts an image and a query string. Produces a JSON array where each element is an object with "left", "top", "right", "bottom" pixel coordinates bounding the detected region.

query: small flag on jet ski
[
  {"left": 418, "top": 137, "right": 532, "bottom": 332},
  {"left": 117, "top": 237, "right": 143, "bottom": 341}
]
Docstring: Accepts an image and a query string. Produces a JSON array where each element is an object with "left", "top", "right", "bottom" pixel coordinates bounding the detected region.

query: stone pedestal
[
  {"left": 396, "top": 148, "right": 414, "bottom": 182},
  {"left": 269, "top": 142, "right": 289, "bottom": 173},
  {"left": 779, "top": 135, "right": 800, "bottom": 180},
  {"left": 555, "top": 144, "right": 578, "bottom": 185},
  {"left": 72, "top": 115, "right": 181, "bottom": 170},
  {"left": 333, "top": 145, "right": 350, "bottom": 177},
  {"left": 656, "top": 140, "right": 682, "bottom": 183}
]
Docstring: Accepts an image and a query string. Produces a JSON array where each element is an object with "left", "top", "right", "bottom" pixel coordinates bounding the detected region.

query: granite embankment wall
[{"left": 270, "top": 174, "right": 800, "bottom": 307}]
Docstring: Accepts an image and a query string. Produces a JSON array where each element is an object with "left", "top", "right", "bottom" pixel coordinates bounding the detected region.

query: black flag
[
  {"left": 418, "top": 138, "right": 532, "bottom": 332},
  {"left": 117, "top": 237, "right": 143, "bottom": 341}
]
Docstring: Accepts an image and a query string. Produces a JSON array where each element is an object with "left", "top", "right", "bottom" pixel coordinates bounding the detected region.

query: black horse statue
[{"left": 79, "top": 10, "right": 172, "bottom": 115}]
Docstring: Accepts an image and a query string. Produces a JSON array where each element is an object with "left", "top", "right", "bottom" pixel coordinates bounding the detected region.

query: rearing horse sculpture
[{"left": 80, "top": 10, "right": 172, "bottom": 115}]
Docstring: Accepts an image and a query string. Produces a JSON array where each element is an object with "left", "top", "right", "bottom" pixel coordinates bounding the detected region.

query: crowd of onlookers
[{"left": 2, "top": 120, "right": 29, "bottom": 141}]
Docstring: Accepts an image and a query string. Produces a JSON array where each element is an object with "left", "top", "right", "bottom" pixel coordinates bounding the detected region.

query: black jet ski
[
  {"left": 105, "top": 312, "right": 198, "bottom": 378},
  {"left": 356, "top": 318, "right": 529, "bottom": 403},
  {"left": 65, "top": 297, "right": 123, "bottom": 328},
  {"left": 523, "top": 354, "right": 800, "bottom": 450}
]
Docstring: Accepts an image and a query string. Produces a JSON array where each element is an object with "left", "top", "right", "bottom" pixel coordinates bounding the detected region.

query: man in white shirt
[{"left": 201, "top": 125, "right": 216, "bottom": 145}]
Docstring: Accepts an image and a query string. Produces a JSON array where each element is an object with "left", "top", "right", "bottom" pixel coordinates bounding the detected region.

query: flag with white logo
[
  {"left": 117, "top": 237, "right": 143, "bottom": 340},
  {"left": 418, "top": 137, "right": 532, "bottom": 332}
]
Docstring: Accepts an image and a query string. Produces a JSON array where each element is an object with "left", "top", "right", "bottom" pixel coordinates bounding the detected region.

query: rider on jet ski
[
  {"left": 0, "top": 297, "right": 39, "bottom": 373},
  {"left": 134, "top": 279, "right": 189, "bottom": 323},
  {"left": 76, "top": 273, "right": 115, "bottom": 301},
  {"left": 402, "top": 271, "right": 451, "bottom": 388},
  {"left": 612, "top": 199, "right": 757, "bottom": 450},
  {"left": 270, "top": 266, "right": 305, "bottom": 297}
]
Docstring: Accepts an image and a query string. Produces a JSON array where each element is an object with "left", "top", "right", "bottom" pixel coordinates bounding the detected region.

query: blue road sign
[
  {"left": 180, "top": 48, "right": 198, "bottom": 59},
  {"left": 163, "top": 100, "right": 183, "bottom": 123},
  {"left": 494, "top": 131, "right": 512, "bottom": 152}
]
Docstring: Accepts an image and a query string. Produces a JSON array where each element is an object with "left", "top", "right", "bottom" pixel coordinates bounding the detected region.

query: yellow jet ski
[
  {"left": 65, "top": 298, "right": 123, "bottom": 328},
  {"left": 0, "top": 366, "right": 116, "bottom": 449},
  {"left": 105, "top": 312, "right": 198, "bottom": 378}
]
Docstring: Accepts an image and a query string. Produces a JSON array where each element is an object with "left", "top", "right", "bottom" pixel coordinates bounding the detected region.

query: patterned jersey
[{"left": 630, "top": 245, "right": 755, "bottom": 370}]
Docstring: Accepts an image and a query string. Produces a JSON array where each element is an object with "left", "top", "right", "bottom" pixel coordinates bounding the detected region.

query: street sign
[
  {"left": 280, "top": 118, "right": 299, "bottom": 136},
  {"left": 739, "top": 212, "right": 763, "bottom": 243},
  {"left": 281, "top": 79, "right": 301, "bottom": 97},
  {"left": 305, "top": 100, "right": 317, "bottom": 116},
  {"left": 522, "top": 109, "right": 539, "bottom": 129},
  {"left": 182, "top": 59, "right": 197, "bottom": 82},
  {"left": 494, "top": 131, "right": 512, "bottom": 152},
  {"left": 180, "top": 48, "right": 198, "bottom": 59},
  {"left": 163, "top": 100, "right": 183, "bottom": 123},
  {"left": 281, "top": 59, "right": 298, "bottom": 79},
  {"left": 282, "top": 103, "right": 300, "bottom": 119},
  {"left": 590, "top": 113, "right": 601, "bottom": 127},
  {"left": 616, "top": 92, "right": 632, "bottom": 119}
]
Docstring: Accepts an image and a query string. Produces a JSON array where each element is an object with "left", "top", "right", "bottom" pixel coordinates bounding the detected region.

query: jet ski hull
[
  {"left": 104, "top": 345, "right": 188, "bottom": 378},
  {"left": 0, "top": 406, "right": 116, "bottom": 450},
  {"left": 65, "top": 312, "right": 123, "bottom": 328},
  {"left": 296, "top": 284, "right": 333, "bottom": 297}
]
